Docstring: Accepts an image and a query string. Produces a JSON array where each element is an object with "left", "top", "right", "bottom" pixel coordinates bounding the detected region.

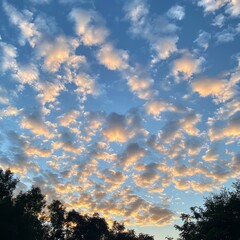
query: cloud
[
  {"left": 127, "top": 75, "right": 156, "bottom": 100},
  {"left": 0, "top": 86, "right": 11, "bottom": 105},
  {"left": 0, "top": 42, "right": 17, "bottom": 73},
  {"left": 145, "top": 100, "right": 183, "bottom": 118},
  {"left": 196, "top": 0, "right": 240, "bottom": 17},
  {"left": 167, "top": 5, "right": 185, "bottom": 20},
  {"left": 69, "top": 8, "right": 109, "bottom": 46},
  {"left": 102, "top": 111, "right": 144, "bottom": 143},
  {"left": 20, "top": 113, "right": 53, "bottom": 139},
  {"left": 225, "top": 0, "right": 240, "bottom": 16},
  {"left": 212, "top": 14, "right": 226, "bottom": 28},
  {"left": 134, "top": 163, "right": 160, "bottom": 187},
  {"left": 37, "top": 36, "right": 73, "bottom": 72},
  {"left": 36, "top": 81, "right": 66, "bottom": 106},
  {"left": 15, "top": 64, "right": 39, "bottom": 84},
  {"left": 59, "top": 110, "right": 80, "bottom": 127},
  {"left": 120, "top": 143, "right": 146, "bottom": 169},
  {"left": 3, "top": 1, "right": 40, "bottom": 47},
  {"left": 191, "top": 77, "right": 230, "bottom": 102},
  {"left": 74, "top": 73, "right": 100, "bottom": 102},
  {"left": 194, "top": 31, "right": 211, "bottom": 50},
  {"left": 25, "top": 145, "right": 52, "bottom": 158},
  {"left": 124, "top": 0, "right": 179, "bottom": 62},
  {"left": 153, "top": 36, "right": 179, "bottom": 60},
  {"left": 0, "top": 106, "right": 19, "bottom": 117},
  {"left": 209, "top": 116, "right": 240, "bottom": 141},
  {"left": 97, "top": 43, "right": 129, "bottom": 71},
  {"left": 172, "top": 52, "right": 203, "bottom": 81},
  {"left": 215, "top": 25, "right": 240, "bottom": 43},
  {"left": 203, "top": 145, "right": 219, "bottom": 161},
  {"left": 197, "top": 0, "right": 228, "bottom": 13}
]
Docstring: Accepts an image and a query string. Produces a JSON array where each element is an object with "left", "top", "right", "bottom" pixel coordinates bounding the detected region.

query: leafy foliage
[{"left": 174, "top": 180, "right": 240, "bottom": 240}]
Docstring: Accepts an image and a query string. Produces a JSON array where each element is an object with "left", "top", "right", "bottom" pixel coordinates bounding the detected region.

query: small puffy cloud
[
  {"left": 127, "top": 75, "right": 156, "bottom": 100},
  {"left": 124, "top": 1, "right": 179, "bottom": 62},
  {"left": 0, "top": 42, "right": 17, "bottom": 73},
  {"left": 134, "top": 163, "right": 160, "bottom": 187},
  {"left": 215, "top": 26, "right": 239, "bottom": 43},
  {"left": 172, "top": 53, "right": 203, "bottom": 81},
  {"left": 194, "top": 31, "right": 211, "bottom": 50},
  {"left": 145, "top": 100, "right": 182, "bottom": 118},
  {"left": 209, "top": 116, "right": 240, "bottom": 141},
  {"left": 0, "top": 87, "right": 11, "bottom": 105},
  {"left": 20, "top": 113, "right": 53, "bottom": 139},
  {"left": 124, "top": 0, "right": 149, "bottom": 27},
  {"left": 3, "top": 1, "right": 40, "bottom": 47},
  {"left": 25, "top": 145, "right": 52, "bottom": 158},
  {"left": 225, "top": 0, "right": 240, "bottom": 16},
  {"left": 196, "top": 0, "right": 240, "bottom": 17},
  {"left": 98, "top": 169, "right": 127, "bottom": 190},
  {"left": 59, "top": 110, "right": 80, "bottom": 127},
  {"left": 15, "top": 64, "right": 39, "bottom": 84},
  {"left": 38, "top": 36, "right": 72, "bottom": 72},
  {"left": 154, "top": 36, "right": 178, "bottom": 60},
  {"left": 0, "top": 106, "right": 19, "bottom": 117},
  {"left": 167, "top": 5, "right": 185, "bottom": 20},
  {"left": 212, "top": 14, "right": 226, "bottom": 28},
  {"left": 69, "top": 8, "right": 109, "bottom": 46},
  {"left": 203, "top": 146, "right": 219, "bottom": 161},
  {"left": 179, "top": 113, "right": 201, "bottom": 136},
  {"left": 197, "top": 0, "right": 228, "bottom": 13},
  {"left": 74, "top": 74, "right": 99, "bottom": 102},
  {"left": 36, "top": 81, "right": 66, "bottom": 105},
  {"left": 191, "top": 77, "right": 230, "bottom": 102},
  {"left": 121, "top": 143, "right": 146, "bottom": 169},
  {"left": 102, "top": 111, "right": 144, "bottom": 143},
  {"left": 97, "top": 43, "right": 129, "bottom": 71}
]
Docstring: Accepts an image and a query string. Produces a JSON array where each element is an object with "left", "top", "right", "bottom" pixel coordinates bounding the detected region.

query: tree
[
  {"left": 175, "top": 180, "right": 240, "bottom": 240},
  {"left": 48, "top": 200, "right": 66, "bottom": 240},
  {"left": 0, "top": 168, "right": 18, "bottom": 201}
]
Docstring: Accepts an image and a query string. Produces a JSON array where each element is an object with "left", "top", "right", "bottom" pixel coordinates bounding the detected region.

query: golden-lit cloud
[
  {"left": 172, "top": 53, "right": 203, "bottom": 81},
  {"left": 59, "top": 110, "right": 80, "bottom": 127},
  {"left": 69, "top": 8, "right": 109, "bottom": 46},
  {"left": 97, "top": 43, "right": 129, "bottom": 70}
]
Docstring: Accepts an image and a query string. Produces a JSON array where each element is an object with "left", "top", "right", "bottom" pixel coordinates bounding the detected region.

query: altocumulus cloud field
[{"left": 0, "top": 0, "right": 240, "bottom": 239}]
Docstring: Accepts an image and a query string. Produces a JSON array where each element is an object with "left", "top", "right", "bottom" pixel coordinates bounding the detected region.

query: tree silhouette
[
  {"left": 48, "top": 200, "right": 66, "bottom": 240},
  {"left": 175, "top": 180, "right": 240, "bottom": 240}
]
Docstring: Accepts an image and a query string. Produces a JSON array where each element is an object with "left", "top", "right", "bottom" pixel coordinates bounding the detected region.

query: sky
[{"left": 0, "top": 0, "right": 240, "bottom": 239}]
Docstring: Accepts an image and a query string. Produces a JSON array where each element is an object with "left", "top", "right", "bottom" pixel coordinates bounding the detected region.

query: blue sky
[{"left": 0, "top": 0, "right": 240, "bottom": 239}]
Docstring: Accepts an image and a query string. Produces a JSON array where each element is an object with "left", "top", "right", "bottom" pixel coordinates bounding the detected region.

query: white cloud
[
  {"left": 36, "top": 81, "right": 66, "bottom": 105},
  {"left": 0, "top": 42, "right": 18, "bottom": 73},
  {"left": 124, "top": 0, "right": 179, "bottom": 62},
  {"left": 59, "top": 110, "right": 80, "bottom": 127},
  {"left": 194, "top": 31, "right": 211, "bottom": 50},
  {"left": 3, "top": 1, "right": 40, "bottom": 47},
  {"left": 69, "top": 8, "right": 109, "bottom": 46},
  {"left": 154, "top": 36, "right": 178, "bottom": 60},
  {"left": 167, "top": 5, "right": 185, "bottom": 20},
  {"left": 212, "top": 14, "right": 226, "bottom": 28},
  {"left": 37, "top": 36, "right": 73, "bottom": 72},
  {"left": 172, "top": 52, "right": 204, "bottom": 81},
  {"left": 145, "top": 100, "right": 182, "bottom": 118},
  {"left": 97, "top": 43, "right": 129, "bottom": 70},
  {"left": 196, "top": 0, "right": 240, "bottom": 17}
]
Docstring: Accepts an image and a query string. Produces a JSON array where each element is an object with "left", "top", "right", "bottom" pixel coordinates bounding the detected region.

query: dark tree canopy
[{"left": 174, "top": 180, "right": 240, "bottom": 240}]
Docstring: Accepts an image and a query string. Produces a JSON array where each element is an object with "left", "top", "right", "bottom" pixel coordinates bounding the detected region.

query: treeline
[
  {"left": 0, "top": 168, "right": 154, "bottom": 240},
  {"left": 1, "top": 168, "right": 240, "bottom": 240}
]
